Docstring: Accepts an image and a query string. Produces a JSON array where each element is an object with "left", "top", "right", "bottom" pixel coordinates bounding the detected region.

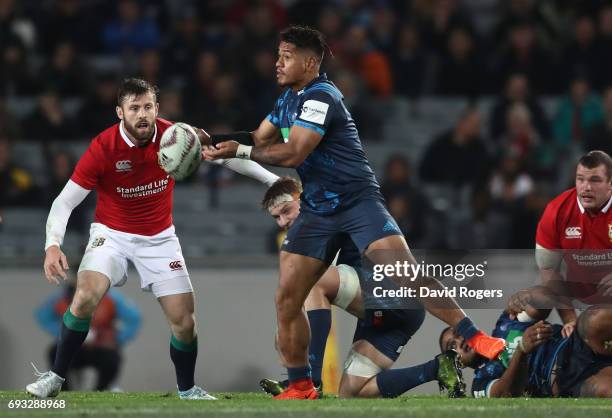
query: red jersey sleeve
[
  {"left": 71, "top": 138, "right": 104, "bottom": 190},
  {"left": 536, "top": 202, "right": 560, "bottom": 249}
]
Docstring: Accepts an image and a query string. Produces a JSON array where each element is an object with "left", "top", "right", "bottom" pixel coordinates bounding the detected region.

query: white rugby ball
[{"left": 158, "top": 122, "right": 202, "bottom": 180}]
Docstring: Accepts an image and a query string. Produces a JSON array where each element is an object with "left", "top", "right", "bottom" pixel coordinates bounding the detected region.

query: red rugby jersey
[
  {"left": 536, "top": 188, "right": 612, "bottom": 303},
  {"left": 71, "top": 118, "right": 175, "bottom": 236}
]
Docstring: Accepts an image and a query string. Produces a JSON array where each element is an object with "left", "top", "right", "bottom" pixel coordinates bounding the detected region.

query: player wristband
[
  {"left": 211, "top": 131, "right": 254, "bottom": 146},
  {"left": 236, "top": 144, "right": 252, "bottom": 159}
]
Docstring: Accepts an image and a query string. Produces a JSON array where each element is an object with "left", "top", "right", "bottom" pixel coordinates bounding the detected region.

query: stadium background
[{"left": 1, "top": 0, "right": 611, "bottom": 394}]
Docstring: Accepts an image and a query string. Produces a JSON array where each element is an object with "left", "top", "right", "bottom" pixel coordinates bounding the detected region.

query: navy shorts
[
  {"left": 555, "top": 328, "right": 612, "bottom": 397},
  {"left": 352, "top": 307, "right": 425, "bottom": 361},
  {"left": 282, "top": 197, "right": 401, "bottom": 264}
]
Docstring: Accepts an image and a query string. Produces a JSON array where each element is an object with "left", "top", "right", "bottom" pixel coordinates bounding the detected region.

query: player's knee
[
  {"left": 71, "top": 288, "right": 99, "bottom": 317},
  {"left": 171, "top": 313, "right": 196, "bottom": 334},
  {"left": 592, "top": 380, "right": 612, "bottom": 398}
]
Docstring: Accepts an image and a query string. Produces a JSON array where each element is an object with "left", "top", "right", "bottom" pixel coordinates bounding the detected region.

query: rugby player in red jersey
[
  {"left": 510, "top": 151, "right": 612, "bottom": 338},
  {"left": 26, "top": 78, "right": 276, "bottom": 399}
]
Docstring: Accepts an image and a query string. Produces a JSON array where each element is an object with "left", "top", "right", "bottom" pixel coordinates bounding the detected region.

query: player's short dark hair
[
  {"left": 439, "top": 326, "right": 452, "bottom": 353},
  {"left": 262, "top": 176, "right": 302, "bottom": 210},
  {"left": 577, "top": 150, "right": 612, "bottom": 179},
  {"left": 280, "top": 25, "right": 326, "bottom": 62},
  {"left": 117, "top": 78, "right": 159, "bottom": 106}
]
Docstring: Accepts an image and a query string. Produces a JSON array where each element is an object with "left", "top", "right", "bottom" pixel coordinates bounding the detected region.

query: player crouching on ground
[
  {"left": 260, "top": 177, "right": 466, "bottom": 398},
  {"left": 440, "top": 286, "right": 612, "bottom": 398}
]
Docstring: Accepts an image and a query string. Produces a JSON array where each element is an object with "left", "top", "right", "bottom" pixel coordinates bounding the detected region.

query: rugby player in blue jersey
[
  {"left": 204, "top": 25, "right": 505, "bottom": 399},
  {"left": 440, "top": 286, "right": 612, "bottom": 398}
]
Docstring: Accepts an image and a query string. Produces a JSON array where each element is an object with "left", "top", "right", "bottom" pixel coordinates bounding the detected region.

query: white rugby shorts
[{"left": 78, "top": 223, "right": 193, "bottom": 298}]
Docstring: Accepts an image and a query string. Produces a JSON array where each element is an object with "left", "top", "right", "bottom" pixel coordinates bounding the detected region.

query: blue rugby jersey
[
  {"left": 266, "top": 73, "right": 380, "bottom": 215},
  {"left": 471, "top": 312, "right": 565, "bottom": 398}
]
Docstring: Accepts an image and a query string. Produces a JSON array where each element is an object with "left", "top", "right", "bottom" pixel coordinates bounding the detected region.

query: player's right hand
[
  {"left": 43, "top": 245, "right": 69, "bottom": 286},
  {"left": 521, "top": 321, "right": 552, "bottom": 353},
  {"left": 506, "top": 289, "right": 537, "bottom": 320}
]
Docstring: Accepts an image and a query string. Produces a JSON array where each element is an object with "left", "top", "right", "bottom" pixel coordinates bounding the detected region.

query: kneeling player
[
  {"left": 260, "top": 177, "right": 465, "bottom": 398},
  {"left": 440, "top": 287, "right": 612, "bottom": 398}
]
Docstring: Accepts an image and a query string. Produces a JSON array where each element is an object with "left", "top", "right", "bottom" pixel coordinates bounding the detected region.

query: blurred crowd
[{"left": 2, "top": 0, "right": 612, "bottom": 249}]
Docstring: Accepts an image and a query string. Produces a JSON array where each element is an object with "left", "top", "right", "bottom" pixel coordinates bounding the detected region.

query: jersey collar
[
  {"left": 119, "top": 121, "right": 158, "bottom": 147},
  {"left": 298, "top": 73, "right": 327, "bottom": 95},
  {"left": 576, "top": 194, "right": 612, "bottom": 214}
]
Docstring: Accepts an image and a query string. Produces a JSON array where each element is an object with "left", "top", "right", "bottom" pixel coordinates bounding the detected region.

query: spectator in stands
[
  {"left": 391, "top": 23, "right": 427, "bottom": 99},
  {"left": 182, "top": 50, "right": 219, "bottom": 124},
  {"left": 42, "top": 41, "right": 89, "bottom": 98},
  {"left": 492, "top": 19, "right": 557, "bottom": 94},
  {"left": 585, "top": 85, "right": 612, "bottom": 156},
  {"left": 561, "top": 15, "right": 598, "bottom": 89},
  {"left": 495, "top": 102, "right": 541, "bottom": 160},
  {"left": 419, "top": 107, "right": 491, "bottom": 188},
  {"left": 553, "top": 76, "right": 603, "bottom": 146},
  {"left": 594, "top": 5, "right": 612, "bottom": 90},
  {"left": 163, "top": 7, "right": 205, "bottom": 81},
  {"left": 493, "top": 0, "right": 562, "bottom": 50},
  {"left": 381, "top": 155, "right": 431, "bottom": 247},
  {"left": 24, "top": 89, "right": 76, "bottom": 142},
  {"left": 77, "top": 73, "right": 119, "bottom": 138},
  {"left": 489, "top": 152, "right": 534, "bottom": 207},
  {"left": 369, "top": 5, "right": 396, "bottom": 54},
  {"left": 0, "top": 135, "right": 38, "bottom": 207},
  {"left": 101, "top": 0, "right": 161, "bottom": 55},
  {"left": 489, "top": 73, "right": 550, "bottom": 141},
  {"left": 35, "top": 278, "right": 141, "bottom": 391},
  {"left": 37, "top": 0, "right": 98, "bottom": 54},
  {"left": 342, "top": 24, "right": 393, "bottom": 98},
  {"left": 448, "top": 187, "right": 510, "bottom": 249},
  {"left": 44, "top": 150, "right": 91, "bottom": 236},
  {"left": 508, "top": 187, "right": 549, "bottom": 248},
  {"left": 158, "top": 88, "right": 184, "bottom": 122},
  {"left": 0, "top": 37, "right": 37, "bottom": 96},
  {"left": 414, "top": 0, "right": 475, "bottom": 54},
  {"left": 244, "top": 48, "right": 278, "bottom": 119},
  {"left": 138, "top": 49, "right": 164, "bottom": 87},
  {"left": 434, "top": 25, "right": 483, "bottom": 97},
  {"left": 0, "top": 95, "right": 21, "bottom": 139}
]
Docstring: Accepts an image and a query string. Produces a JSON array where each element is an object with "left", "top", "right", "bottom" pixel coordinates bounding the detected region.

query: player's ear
[{"left": 116, "top": 106, "right": 123, "bottom": 120}]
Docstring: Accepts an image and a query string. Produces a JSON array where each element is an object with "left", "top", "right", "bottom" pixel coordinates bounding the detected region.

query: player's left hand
[
  {"left": 203, "top": 140, "right": 239, "bottom": 160},
  {"left": 521, "top": 321, "right": 553, "bottom": 353},
  {"left": 561, "top": 320, "right": 576, "bottom": 338},
  {"left": 596, "top": 272, "right": 612, "bottom": 297}
]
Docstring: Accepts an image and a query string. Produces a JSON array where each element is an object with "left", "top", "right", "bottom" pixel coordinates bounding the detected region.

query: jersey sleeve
[
  {"left": 535, "top": 202, "right": 560, "bottom": 249},
  {"left": 71, "top": 138, "right": 104, "bottom": 190},
  {"left": 295, "top": 89, "right": 336, "bottom": 137},
  {"left": 266, "top": 92, "right": 285, "bottom": 128},
  {"left": 471, "top": 360, "right": 505, "bottom": 398}
]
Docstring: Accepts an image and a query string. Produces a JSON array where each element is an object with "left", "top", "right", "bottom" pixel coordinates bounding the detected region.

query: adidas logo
[{"left": 382, "top": 220, "right": 398, "bottom": 232}]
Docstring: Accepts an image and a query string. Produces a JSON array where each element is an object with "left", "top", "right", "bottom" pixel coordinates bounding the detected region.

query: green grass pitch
[{"left": 1, "top": 391, "right": 611, "bottom": 418}]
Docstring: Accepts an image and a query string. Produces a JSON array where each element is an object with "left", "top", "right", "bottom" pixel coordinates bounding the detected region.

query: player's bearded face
[
  {"left": 118, "top": 93, "right": 159, "bottom": 146},
  {"left": 575, "top": 164, "right": 612, "bottom": 210}
]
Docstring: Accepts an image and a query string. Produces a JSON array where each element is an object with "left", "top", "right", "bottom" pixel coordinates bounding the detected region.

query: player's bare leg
[
  {"left": 365, "top": 235, "right": 505, "bottom": 360},
  {"left": 338, "top": 340, "right": 392, "bottom": 398},
  {"left": 26, "top": 271, "right": 109, "bottom": 398},
  {"left": 577, "top": 306, "right": 612, "bottom": 397},
  {"left": 274, "top": 251, "right": 328, "bottom": 399},
  {"left": 158, "top": 292, "right": 215, "bottom": 400}
]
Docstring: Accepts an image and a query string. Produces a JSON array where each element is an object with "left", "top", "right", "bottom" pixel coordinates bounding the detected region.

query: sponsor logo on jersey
[
  {"left": 169, "top": 260, "right": 183, "bottom": 271},
  {"left": 609, "top": 224, "right": 612, "bottom": 242},
  {"left": 382, "top": 220, "right": 398, "bottom": 233},
  {"left": 115, "top": 160, "right": 133, "bottom": 172},
  {"left": 299, "top": 100, "right": 329, "bottom": 125},
  {"left": 91, "top": 237, "right": 106, "bottom": 248},
  {"left": 565, "top": 226, "right": 582, "bottom": 239}
]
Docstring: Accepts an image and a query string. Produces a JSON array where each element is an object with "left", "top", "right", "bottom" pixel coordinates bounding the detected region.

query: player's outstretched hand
[
  {"left": 43, "top": 245, "right": 69, "bottom": 286},
  {"left": 521, "top": 321, "right": 552, "bottom": 353},
  {"left": 194, "top": 127, "right": 212, "bottom": 147},
  {"left": 203, "top": 140, "right": 239, "bottom": 160}
]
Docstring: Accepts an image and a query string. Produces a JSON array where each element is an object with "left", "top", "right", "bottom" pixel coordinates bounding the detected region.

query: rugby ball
[{"left": 158, "top": 122, "right": 202, "bottom": 180}]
